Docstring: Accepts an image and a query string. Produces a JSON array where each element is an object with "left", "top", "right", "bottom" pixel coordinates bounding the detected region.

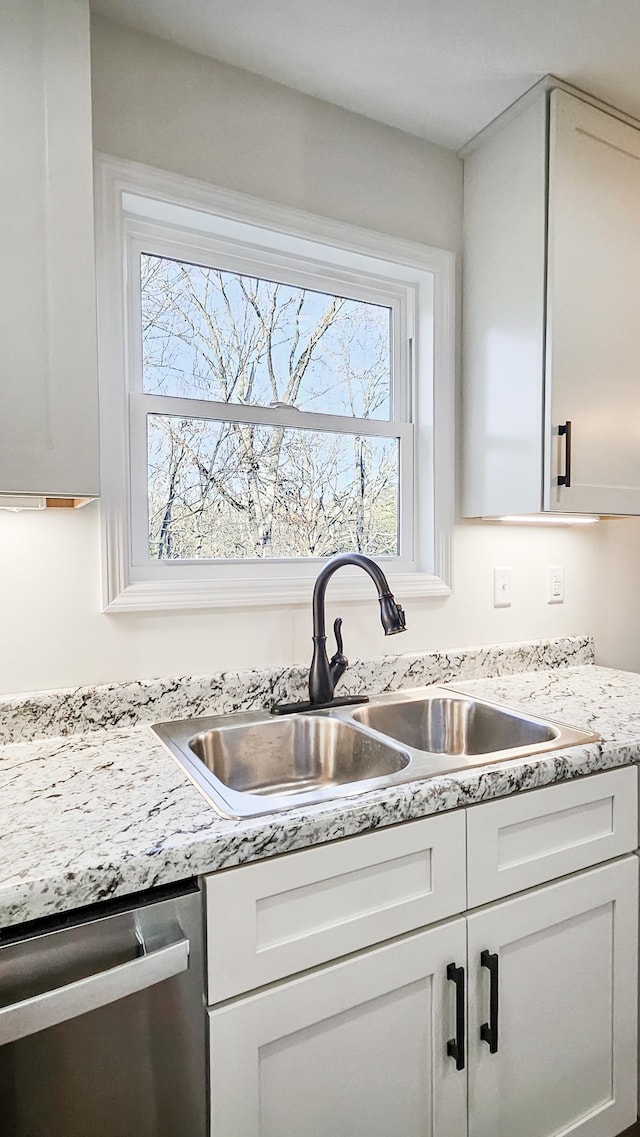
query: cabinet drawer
[
  {"left": 466, "top": 767, "right": 637, "bottom": 908},
  {"left": 204, "top": 810, "right": 466, "bottom": 1003}
]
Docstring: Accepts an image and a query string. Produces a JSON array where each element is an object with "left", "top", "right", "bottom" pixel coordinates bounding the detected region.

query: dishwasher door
[{"left": 0, "top": 882, "right": 206, "bottom": 1137}]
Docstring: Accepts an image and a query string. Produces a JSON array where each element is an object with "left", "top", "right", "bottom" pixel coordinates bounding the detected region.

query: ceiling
[{"left": 90, "top": 0, "right": 640, "bottom": 149}]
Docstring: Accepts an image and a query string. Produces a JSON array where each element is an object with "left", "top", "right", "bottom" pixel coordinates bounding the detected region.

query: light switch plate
[{"left": 493, "top": 566, "right": 512, "bottom": 607}]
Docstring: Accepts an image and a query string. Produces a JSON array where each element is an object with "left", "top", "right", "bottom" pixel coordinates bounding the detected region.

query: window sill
[{"left": 103, "top": 572, "right": 451, "bottom": 613}]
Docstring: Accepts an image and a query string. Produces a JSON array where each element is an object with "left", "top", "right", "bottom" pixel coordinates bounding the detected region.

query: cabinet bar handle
[
  {"left": 446, "top": 962, "right": 465, "bottom": 1071},
  {"left": 480, "top": 949, "right": 499, "bottom": 1054},
  {"left": 557, "top": 420, "right": 572, "bottom": 488}
]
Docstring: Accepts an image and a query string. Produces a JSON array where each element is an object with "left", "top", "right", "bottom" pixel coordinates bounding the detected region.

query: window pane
[
  {"left": 147, "top": 414, "right": 399, "bottom": 560},
  {"left": 141, "top": 254, "right": 391, "bottom": 420}
]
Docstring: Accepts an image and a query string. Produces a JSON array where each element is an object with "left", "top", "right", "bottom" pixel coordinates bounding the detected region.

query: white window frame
[
  {"left": 128, "top": 228, "right": 414, "bottom": 574},
  {"left": 95, "top": 154, "right": 455, "bottom": 613}
]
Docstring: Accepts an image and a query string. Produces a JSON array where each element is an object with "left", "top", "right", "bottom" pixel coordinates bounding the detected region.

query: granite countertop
[{"left": 1, "top": 635, "right": 639, "bottom": 931}]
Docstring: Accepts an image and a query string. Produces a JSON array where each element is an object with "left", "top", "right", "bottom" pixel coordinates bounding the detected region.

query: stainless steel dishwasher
[{"left": 0, "top": 879, "right": 206, "bottom": 1137}]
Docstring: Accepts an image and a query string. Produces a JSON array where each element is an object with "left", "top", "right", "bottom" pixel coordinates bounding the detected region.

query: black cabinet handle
[
  {"left": 557, "top": 420, "right": 572, "bottom": 488},
  {"left": 480, "top": 950, "right": 499, "bottom": 1054},
  {"left": 446, "top": 962, "right": 465, "bottom": 1071}
]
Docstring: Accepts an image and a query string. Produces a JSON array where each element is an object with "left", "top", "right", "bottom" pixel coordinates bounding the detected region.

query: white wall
[
  {"left": 0, "top": 505, "right": 605, "bottom": 693},
  {"left": 592, "top": 519, "right": 640, "bottom": 672},
  {"left": 0, "top": 19, "right": 610, "bottom": 695},
  {"left": 90, "top": 17, "right": 462, "bottom": 253}
]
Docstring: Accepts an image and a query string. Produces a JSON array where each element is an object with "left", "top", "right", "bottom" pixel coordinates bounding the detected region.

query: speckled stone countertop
[{"left": 2, "top": 634, "right": 638, "bottom": 931}]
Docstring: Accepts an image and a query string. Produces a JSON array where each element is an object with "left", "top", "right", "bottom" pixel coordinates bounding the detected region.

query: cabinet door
[
  {"left": 546, "top": 89, "right": 640, "bottom": 514},
  {"left": 467, "top": 857, "right": 638, "bottom": 1137},
  {"left": 0, "top": 0, "right": 99, "bottom": 497},
  {"left": 209, "top": 920, "right": 467, "bottom": 1137}
]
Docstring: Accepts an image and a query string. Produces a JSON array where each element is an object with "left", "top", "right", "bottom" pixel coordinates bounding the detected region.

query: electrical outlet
[
  {"left": 493, "top": 567, "right": 512, "bottom": 608},
  {"left": 548, "top": 565, "right": 565, "bottom": 604}
]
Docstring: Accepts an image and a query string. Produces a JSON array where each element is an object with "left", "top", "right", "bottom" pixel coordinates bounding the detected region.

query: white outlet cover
[{"left": 548, "top": 565, "right": 565, "bottom": 604}]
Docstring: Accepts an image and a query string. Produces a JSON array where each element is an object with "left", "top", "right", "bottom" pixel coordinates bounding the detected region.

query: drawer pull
[
  {"left": 480, "top": 949, "right": 499, "bottom": 1054},
  {"left": 446, "top": 962, "right": 465, "bottom": 1071}
]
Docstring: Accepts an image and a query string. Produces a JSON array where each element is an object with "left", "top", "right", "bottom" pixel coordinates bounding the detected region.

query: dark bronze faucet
[
  {"left": 309, "top": 553, "right": 407, "bottom": 704},
  {"left": 273, "top": 553, "right": 406, "bottom": 714}
]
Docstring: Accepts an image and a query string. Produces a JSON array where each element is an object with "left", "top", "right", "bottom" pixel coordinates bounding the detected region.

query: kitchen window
[{"left": 95, "top": 157, "right": 455, "bottom": 611}]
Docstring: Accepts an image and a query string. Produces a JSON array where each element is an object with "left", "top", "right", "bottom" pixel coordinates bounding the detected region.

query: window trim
[{"left": 95, "top": 154, "right": 455, "bottom": 613}]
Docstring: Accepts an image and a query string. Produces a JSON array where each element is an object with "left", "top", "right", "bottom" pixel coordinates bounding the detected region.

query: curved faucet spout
[{"left": 309, "top": 553, "right": 406, "bottom": 706}]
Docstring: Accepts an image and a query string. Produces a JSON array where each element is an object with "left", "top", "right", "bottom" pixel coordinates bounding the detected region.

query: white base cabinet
[
  {"left": 205, "top": 770, "right": 639, "bottom": 1137},
  {"left": 209, "top": 919, "right": 467, "bottom": 1137},
  {"left": 468, "top": 857, "right": 638, "bottom": 1137}
]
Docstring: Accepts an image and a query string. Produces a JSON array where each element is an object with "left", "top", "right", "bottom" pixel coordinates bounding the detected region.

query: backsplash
[{"left": 0, "top": 635, "right": 593, "bottom": 745}]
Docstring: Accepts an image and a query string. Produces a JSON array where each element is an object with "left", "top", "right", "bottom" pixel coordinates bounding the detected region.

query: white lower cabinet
[
  {"left": 208, "top": 857, "right": 638, "bottom": 1137},
  {"left": 206, "top": 772, "right": 638, "bottom": 1137},
  {"left": 209, "top": 918, "right": 468, "bottom": 1137},
  {"left": 467, "top": 857, "right": 638, "bottom": 1137}
]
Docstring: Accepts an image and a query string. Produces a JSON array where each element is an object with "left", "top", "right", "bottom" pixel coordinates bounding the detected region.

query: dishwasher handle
[{"left": 0, "top": 937, "right": 189, "bottom": 1046}]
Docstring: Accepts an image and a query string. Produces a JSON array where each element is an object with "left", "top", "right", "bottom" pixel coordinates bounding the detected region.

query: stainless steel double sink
[{"left": 152, "top": 687, "right": 599, "bottom": 819}]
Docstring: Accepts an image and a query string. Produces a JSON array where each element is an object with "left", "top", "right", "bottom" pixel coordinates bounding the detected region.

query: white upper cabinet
[
  {"left": 0, "top": 0, "right": 99, "bottom": 499},
  {"left": 546, "top": 91, "right": 640, "bottom": 513},
  {"left": 462, "top": 83, "right": 640, "bottom": 517}
]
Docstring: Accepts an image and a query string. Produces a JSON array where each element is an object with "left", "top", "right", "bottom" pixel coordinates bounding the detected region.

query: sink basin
[
  {"left": 152, "top": 686, "right": 599, "bottom": 819},
  {"left": 350, "top": 695, "right": 558, "bottom": 756},
  {"left": 190, "top": 716, "right": 409, "bottom": 796},
  {"left": 152, "top": 714, "right": 410, "bottom": 818}
]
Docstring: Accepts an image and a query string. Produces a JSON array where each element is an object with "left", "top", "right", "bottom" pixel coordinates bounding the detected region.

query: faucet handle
[{"left": 329, "top": 617, "right": 349, "bottom": 687}]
